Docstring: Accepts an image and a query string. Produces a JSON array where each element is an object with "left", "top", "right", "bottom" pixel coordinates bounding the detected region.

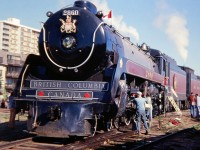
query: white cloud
[
  {"left": 154, "top": 1, "right": 189, "bottom": 61},
  {"left": 91, "top": 0, "right": 139, "bottom": 42},
  {"left": 165, "top": 14, "right": 189, "bottom": 61}
]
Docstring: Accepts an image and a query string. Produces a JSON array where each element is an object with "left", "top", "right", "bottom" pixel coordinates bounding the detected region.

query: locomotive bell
[{"left": 141, "top": 43, "right": 148, "bottom": 51}]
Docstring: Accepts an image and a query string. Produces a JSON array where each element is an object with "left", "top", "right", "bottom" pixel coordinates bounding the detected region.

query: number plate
[{"left": 62, "top": 10, "right": 79, "bottom": 16}]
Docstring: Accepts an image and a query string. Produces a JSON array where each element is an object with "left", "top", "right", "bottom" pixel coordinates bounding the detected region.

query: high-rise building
[
  {"left": 0, "top": 18, "right": 40, "bottom": 54},
  {"left": 0, "top": 18, "right": 40, "bottom": 93}
]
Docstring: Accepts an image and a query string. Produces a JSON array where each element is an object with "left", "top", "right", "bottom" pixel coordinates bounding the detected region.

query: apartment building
[{"left": 0, "top": 18, "right": 40, "bottom": 92}]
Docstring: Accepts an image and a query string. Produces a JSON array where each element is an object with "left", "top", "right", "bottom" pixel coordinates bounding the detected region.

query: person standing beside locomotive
[
  {"left": 8, "top": 91, "right": 16, "bottom": 128},
  {"left": 0, "top": 92, "right": 2, "bottom": 107},
  {"left": 188, "top": 92, "right": 197, "bottom": 118},
  {"left": 196, "top": 94, "right": 200, "bottom": 119},
  {"left": 132, "top": 91, "right": 149, "bottom": 135},
  {"left": 145, "top": 94, "right": 153, "bottom": 127},
  {"left": 157, "top": 91, "right": 164, "bottom": 115}
]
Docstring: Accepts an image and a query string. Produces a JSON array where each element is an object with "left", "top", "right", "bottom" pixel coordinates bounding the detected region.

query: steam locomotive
[{"left": 14, "top": 0, "right": 200, "bottom": 137}]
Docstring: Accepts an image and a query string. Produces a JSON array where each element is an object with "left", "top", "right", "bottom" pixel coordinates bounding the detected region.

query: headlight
[{"left": 62, "top": 36, "right": 76, "bottom": 49}]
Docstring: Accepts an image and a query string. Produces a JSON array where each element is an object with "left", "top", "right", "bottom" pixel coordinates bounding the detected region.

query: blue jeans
[
  {"left": 135, "top": 110, "right": 148, "bottom": 132},
  {"left": 197, "top": 106, "right": 200, "bottom": 118},
  {"left": 190, "top": 105, "right": 197, "bottom": 117}
]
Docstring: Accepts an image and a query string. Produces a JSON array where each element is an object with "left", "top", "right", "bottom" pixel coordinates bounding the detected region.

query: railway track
[
  {"left": 0, "top": 137, "right": 64, "bottom": 150},
  {"left": 0, "top": 110, "right": 200, "bottom": 149},
  {"left": 134, "top": 126, "right": 200, "bottom": 150},
  {"left": 74, "top": 125, "right": 200, "bottom": 150},
  {"left": 1, "top": 126, "right": 199, "bottom": 150},
  {"left": 57, "top": 124, "right": 200, "bottom": 150}
]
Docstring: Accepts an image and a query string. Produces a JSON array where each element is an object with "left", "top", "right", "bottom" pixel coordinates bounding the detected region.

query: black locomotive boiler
[{"left": 13, "top": 0, "right": 200, "bottom": 137}]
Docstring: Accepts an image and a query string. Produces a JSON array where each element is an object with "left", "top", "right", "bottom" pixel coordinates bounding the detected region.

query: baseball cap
[{"left": 137, "top": 91, "right": 142, "bottom": 95}]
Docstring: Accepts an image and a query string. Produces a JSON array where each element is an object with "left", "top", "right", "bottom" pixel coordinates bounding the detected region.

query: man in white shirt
[
  {"left": 0, "top": 94, "right": 3, "bottom": 107},
  {"left": 196, "top": 94, "right": 200, "bottom": 119}
]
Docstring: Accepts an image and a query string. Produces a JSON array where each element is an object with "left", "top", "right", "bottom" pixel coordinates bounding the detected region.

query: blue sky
[{"left": 0, "top": 0, "right": 200, "bottom": 75}]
